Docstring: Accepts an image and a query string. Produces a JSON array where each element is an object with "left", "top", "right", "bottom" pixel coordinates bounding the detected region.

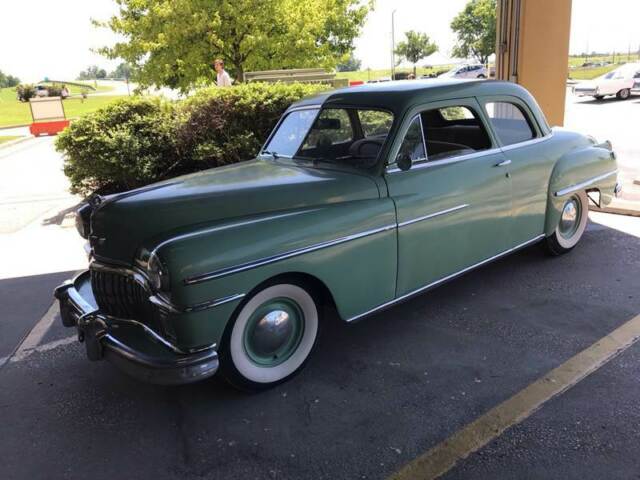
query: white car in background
[
  {"left": 573, "top": 63, "right": 640, "bottom": 100},
  {"left": 439, "top": 64, "right": 487, "bottom": 79}
]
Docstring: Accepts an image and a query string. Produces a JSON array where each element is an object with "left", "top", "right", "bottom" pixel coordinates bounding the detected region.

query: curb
[
  {"left": 0, "top": 136, "right": 34, "bottom": 150},
  {"left": 590, "top": 205, "right": 640, "bottom": 218},
  {"left": 0, "top": 123, "right": 30, "bottom": 130}
]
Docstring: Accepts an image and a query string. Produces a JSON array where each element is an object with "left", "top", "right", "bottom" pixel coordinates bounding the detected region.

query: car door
[
  {"left": 478, "top": 96, "right": 556, "bottom": 246},
  {"left": 384, "top": 98, "right": 512, "bottom": 297}
]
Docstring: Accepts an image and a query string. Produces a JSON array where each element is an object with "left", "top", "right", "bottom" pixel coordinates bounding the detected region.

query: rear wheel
[
  {"left": 544, "top": 190, "right": 589, "bottom": 256},
  {"left": 220, "top": 283, "right": 320, "bottom": 391},
  {"left": 616, "top": 88, "right": 631, "bottom": 100}
]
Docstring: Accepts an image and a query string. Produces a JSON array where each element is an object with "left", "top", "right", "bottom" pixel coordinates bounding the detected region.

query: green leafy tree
[
  {"left": 337, "top": 54, "right": 362, "bottom": 72},
  {"left": 450, "top": 0, "right": 496, "bottom": 65},
  {"left": 78, "top": 65, "right": 108, "bottom": 80},
  {"left": 394, "top": 30, "right": 438, "bottom": 76},
  {"left": 110, "top": 62, "right": 132, "bottom": 80},
  {"left": 94, "top": 0, "right": 372, "bottom": 92},
  {"left": 0, "top": 70, "right": 21, "bottom": 88}
]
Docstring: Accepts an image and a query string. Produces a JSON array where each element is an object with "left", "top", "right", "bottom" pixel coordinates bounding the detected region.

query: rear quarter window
[{"left": 485, "top": 102, "right": 535, "bottom": 146}]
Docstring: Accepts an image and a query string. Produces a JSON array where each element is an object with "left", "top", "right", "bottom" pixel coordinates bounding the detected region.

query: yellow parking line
[{"left": 389, "top": 314, "right": 640, "bottom": 480}]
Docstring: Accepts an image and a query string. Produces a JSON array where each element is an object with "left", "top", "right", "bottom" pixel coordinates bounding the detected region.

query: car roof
[{"left": 290, "top": 79, "right": 535, "bottom": 117}]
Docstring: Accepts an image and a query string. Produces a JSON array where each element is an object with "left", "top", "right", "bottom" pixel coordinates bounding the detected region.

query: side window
[
  {"left": 396, "top": 116, "right": 426, "bottom": 162},
  {"left": 358, "top": 110, "right": 393, "bottom": 137},
  {"left": 420, "top": 105, "right": 492, "bottom": 161},
  {"left": 485, "top": 102, "right": 535, "bottom": 146},
  {"left": 302, "top": 108, "right": 353, "bottom": 149}
]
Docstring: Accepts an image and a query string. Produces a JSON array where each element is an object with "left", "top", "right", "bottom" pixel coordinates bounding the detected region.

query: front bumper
[{"left": 54, "top": 271, "right": 219, "bottom": 385}]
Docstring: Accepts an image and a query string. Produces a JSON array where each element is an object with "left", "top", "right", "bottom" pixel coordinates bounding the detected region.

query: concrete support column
[{"left": 496, "top": 0, "right": 572, "bottom": 126}]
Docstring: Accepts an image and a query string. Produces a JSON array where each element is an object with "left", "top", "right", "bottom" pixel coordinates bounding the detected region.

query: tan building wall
[{"left": 496, "top": 0, "right": 572, "bottom": 126}]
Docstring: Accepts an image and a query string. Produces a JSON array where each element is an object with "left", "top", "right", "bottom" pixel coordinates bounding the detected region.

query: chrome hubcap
[
  {"left": 243, "top": 299, "right": 304, "bottom": 366},
  {"left": 559, "top": 198, "right": 580, "bottom": 238}
]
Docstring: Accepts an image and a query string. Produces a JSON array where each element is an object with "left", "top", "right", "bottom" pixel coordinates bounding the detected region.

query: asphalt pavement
[{"left": 1, "top": 214, "right": 639, "bottom": 480}]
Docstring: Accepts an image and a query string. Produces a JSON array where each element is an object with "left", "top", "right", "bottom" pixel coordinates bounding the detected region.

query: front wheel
[
  {"left": 544, "top": 190, "right": 589, "bottom": 256},
  {"left": 616, "top": 88, "right": 631, "bottom": 100},
  {"left": 220, "top": 283, "right": 320, "bottom": 391}
]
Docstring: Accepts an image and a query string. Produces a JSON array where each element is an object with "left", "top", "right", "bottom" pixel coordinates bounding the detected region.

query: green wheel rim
[
  {"left": 242, "top": 297, "right": 305, "bottom": 367},
  {"left": 559, "top": 196, "right": 581, "bottom": 239}
]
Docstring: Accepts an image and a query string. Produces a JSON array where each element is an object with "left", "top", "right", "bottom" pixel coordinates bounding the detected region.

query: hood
[{"left": 89, "top": 159, "right": 380, "bottom": 264}]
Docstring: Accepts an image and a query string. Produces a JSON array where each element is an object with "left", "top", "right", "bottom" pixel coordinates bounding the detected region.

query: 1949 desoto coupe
[{"left": 55, "top": 80, "right": 620, "bottom": 390}]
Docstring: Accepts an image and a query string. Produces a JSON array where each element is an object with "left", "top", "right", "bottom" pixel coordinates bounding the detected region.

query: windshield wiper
[{"left": 261, "top": 150, "right": 279, "bottom": 159}]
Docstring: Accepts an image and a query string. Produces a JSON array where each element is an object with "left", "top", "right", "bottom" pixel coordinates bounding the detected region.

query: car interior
[
  {"left": 420, "top": 108, "right": 492, "bottom": 161},
  {"left": 295, "top": 105, "right": 498, "bottom": 169}
]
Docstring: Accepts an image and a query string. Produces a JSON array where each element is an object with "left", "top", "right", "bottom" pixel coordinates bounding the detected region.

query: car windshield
[{"left": 263, "top": 107, "right": 394, "bottom": 169}]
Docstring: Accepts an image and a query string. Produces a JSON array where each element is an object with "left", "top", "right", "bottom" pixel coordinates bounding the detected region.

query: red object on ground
[
  {"left": 349, "top": 80, "right": 364, "bottom": 86},
  {"left": 29, "top": 120, "right": 70, "bottom": 136}
]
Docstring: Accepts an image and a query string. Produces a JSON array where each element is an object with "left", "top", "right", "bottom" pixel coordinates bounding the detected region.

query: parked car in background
[
  {"left": 439, "top": 64, "right": 487, "bottom": 79},
  {"left": 573, "top": 63, "right": 640, "bottom": 100},
  {"left": 34, "top": 85, "right": 49, "bottom": 97},
  {"left": 56, "top": 80, "right": 619, "bottom": 390}
]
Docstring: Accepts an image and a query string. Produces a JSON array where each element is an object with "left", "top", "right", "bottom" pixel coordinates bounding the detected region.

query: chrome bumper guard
[{"left": 53, "top": 270, "right": 219, "bottom": 385}]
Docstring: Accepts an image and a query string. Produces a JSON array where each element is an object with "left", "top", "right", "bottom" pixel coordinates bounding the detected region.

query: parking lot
[{"left": 1, "top": 91, "right": 640, "bottom": 480}]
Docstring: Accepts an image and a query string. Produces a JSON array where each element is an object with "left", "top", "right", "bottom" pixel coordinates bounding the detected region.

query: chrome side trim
[
  {"left": 184, "top": 223, "right": 397, "bottom": 285},
  {"left": 347, "top": 234, "right": 545, "bottom": 322},
  {"left": 554, "top": 170, "right": 618, "bottom": 197},
  {"left": 149, "top": 292, "right": 246, "bottom": 313},
  {"left": 386, "top": 147, "right": 503, "bottom": 174},
  {"left": 398, "top": 204, "right": 469, "bottom": 228}
]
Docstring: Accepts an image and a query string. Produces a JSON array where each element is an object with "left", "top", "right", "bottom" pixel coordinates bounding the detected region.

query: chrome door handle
[{"left": 495, "top": 159, "right": 511, "bottom": 167}]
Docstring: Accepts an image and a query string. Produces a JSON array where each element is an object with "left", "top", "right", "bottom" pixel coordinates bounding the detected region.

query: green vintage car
[{"left": 55, "top": 80, "right": 620, "bottom": 389}]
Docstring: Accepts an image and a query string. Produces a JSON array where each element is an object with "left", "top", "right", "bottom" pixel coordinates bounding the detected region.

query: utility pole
[{"left": 391, "top": 9, "right": 396, "bottom": 81}]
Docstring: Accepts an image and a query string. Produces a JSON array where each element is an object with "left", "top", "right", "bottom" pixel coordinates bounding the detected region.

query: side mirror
[{"left": 396, "top": 153, "right": 412, "bottom": 171}]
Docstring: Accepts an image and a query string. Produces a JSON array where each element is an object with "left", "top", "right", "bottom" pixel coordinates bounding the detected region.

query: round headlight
[{"left": 148, "top": 253, "right": 170, "bottom": 292}]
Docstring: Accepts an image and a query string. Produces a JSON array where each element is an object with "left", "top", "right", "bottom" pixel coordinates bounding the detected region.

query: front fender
[{"left": 154, "top": 198, "right": 397, "bottom": 342}]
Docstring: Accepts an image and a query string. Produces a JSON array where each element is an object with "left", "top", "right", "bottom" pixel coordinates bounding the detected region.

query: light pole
[{"left": 391, "top": 9, "right": 396, "bottom": 80}]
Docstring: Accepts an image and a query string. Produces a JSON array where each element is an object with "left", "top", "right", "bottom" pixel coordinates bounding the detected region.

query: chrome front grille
[
  {"left": 90, "top": 265, "right": 177, "bottom": 343},
  {"left": 91, "top": 268, "right": 150, "bottom": 319}
]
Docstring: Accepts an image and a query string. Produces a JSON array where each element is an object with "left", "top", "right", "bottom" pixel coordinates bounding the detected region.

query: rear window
[{"left": 485, "top": 102, "right": 535, "bottom": 146}]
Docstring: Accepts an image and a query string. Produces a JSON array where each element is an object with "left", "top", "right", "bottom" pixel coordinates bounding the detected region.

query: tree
[
  {"left": 94, "top": 0, "right": 372, "bottom": 92},
  {"left": 394, "top": 31, "right": 438, "bottom": 76},
  {"left": 77, "top": 65, "right": 109, "bottom": 80},
  {"left": 450, "top": 0, "right": 496, "bottom": 64},
  {"left": 110, "top": 62, "right": 133, "bottom": 80},
  {"left": 337, "top": 54, "right": 362, "bottom": 72},
  {"left": 0, "top": 70, "right": 20, "bottom": 88}
]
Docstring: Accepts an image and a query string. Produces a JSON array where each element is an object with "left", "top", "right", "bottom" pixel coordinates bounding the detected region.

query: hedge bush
[{"left": 55, "top": 82, "right": 329, "bottom": 196}]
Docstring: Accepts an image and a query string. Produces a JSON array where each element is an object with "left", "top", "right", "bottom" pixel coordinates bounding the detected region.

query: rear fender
[{"left": 545, "top": 143, "right": 617, "bottom": 235}]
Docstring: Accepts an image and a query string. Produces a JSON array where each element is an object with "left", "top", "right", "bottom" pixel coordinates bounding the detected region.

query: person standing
[{"left": 214, "top": 59, "right": 232, "bottom": 87}]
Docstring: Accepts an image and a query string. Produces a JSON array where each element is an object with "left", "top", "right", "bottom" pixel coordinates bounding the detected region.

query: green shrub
[
  {"left": 55, "top": 82, "right": 329, "bottom": 196},
  {"left": 15, "top": 84, "right": 36, "bottom": 102},
  {"left": 174, "top": 82, "right": 329, "bottom": 172},
  {"left": 46, "top": 84, "right": 62, "bottom": 97},
  {"left": 56, "top": 97, "right": 179, "bottom": 195}
]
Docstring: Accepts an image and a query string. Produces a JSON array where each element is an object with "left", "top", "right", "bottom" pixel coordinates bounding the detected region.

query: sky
[{"left": 1, "top": 0, "right": 639, "bottom": 82}]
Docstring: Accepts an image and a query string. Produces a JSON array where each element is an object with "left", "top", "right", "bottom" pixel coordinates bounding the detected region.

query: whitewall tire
[
  {"left": 221, "top": 283, "right": 319, "bottom": 391},
  {"left": 544, "top": 190, "right": 589, "bottom": 255}
]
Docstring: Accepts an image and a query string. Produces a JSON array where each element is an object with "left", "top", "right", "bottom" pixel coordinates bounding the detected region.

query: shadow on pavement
[{"left": 0, "top": 270, "right": 75, "bottom": 359}]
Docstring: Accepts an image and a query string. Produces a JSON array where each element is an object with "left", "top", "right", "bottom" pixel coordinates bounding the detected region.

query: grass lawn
[
  {"left": 568, "top": 54, "right": 640, "bottom": 80},
  {"left": 0, "top": 135, "right": 21, "bottom": 144},
  {"left": 0, "top": 88, "right": 124, "bottom": 127}
]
